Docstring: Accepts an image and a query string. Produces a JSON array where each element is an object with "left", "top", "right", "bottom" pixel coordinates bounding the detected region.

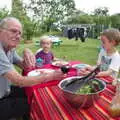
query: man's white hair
[{"left": 0, "top": 17, "right": 22, "bottom": 29}]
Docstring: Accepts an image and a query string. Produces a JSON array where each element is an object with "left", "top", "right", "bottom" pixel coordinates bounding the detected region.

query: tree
[
  {"left": 92, "top": 7, "right": 111, "bottom": 26},
  {"left": 11, "top": 0, "right": 27, "bottom": 19},
  {"left": 25, "top": 0, "right": 76, "bottom": 32},
  {"left": 0, "top": 8, "right": 9, "bottom": 19},
  {"left": 11, "top": 0, "right": 35, "bottom": 41},
  {"left": 110, "top": 14, "right": 120, "bottom": 29},
  {"left": 93, "top": 15, "right": 111, "bottom": 25},
  {"left": 92, "top": 7, "right": 111, "bottom": 38},
  {"left": 93, "top": 7, "right": 109, "bottom": 16},
  {"left": 67, "top": 14, "right": 94, "bottom": 24}
]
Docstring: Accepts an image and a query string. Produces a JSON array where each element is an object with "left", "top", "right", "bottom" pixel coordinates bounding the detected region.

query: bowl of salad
[{"left": 58, "top": 76, "right": 106, "bottom": 108}]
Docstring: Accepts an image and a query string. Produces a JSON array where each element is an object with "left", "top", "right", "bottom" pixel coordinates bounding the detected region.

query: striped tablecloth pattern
[{"left": 30, "top": 84, "right": 120, "bottom": 120}]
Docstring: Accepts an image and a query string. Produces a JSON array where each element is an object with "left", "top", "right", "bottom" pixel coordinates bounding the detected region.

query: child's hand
[
  {"left": 77, "top": 65, "right": 93, "bottom": 76},
  {"left": 77, "top": 68, "right": 90, "bottom": 76}
]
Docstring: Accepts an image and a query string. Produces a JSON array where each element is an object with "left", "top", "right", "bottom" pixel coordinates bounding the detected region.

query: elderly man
[{"left": 0, "top": 17, "right": 63, "bottom": 120}]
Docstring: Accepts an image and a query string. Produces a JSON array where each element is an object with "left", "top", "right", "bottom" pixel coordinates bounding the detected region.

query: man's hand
[
  {"left": 23, "top": 48, "right": 36, "bottom": 69},
  {"left": 43, "top": 70, "right": 65, "bottom": 82}
]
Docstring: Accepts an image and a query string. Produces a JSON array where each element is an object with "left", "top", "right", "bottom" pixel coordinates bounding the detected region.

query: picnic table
[
  {"left": 35, "top": 38, "right": 62, "bottom": 47},
  {"left": 48, "top": 35, "right": 62, "bottom": 46},
  {"left": 52, "top": 39, "right": 62, "bottom": 46},
  {"left": 24, "top": 61, "right": 120, "bottom": 120}
]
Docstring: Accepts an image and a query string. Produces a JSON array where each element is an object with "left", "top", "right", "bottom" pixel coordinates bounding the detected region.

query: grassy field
[{"left": 17, "top": 37, "right": 101, "bottom": 66}]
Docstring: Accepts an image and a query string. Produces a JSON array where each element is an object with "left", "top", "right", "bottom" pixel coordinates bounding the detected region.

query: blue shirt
[{"left": 0, "top": 42, "right": 22, "bottom": 98}]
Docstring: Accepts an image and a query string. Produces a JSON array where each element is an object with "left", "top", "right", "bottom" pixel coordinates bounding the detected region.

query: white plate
[
  {"left": 52, "top": 61, "right": 69, "bottom": 67},
  {"left": 72, "top": 64, "right": 90, "bottom": 69},
  {"left": 27, "top": 69, "right": 55, "bottom": 76}
]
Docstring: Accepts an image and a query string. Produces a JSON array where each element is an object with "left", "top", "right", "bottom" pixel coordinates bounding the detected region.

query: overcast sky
[
  {"left": 75, "top": 0, "right": 120, "bottom": 15},
  {"left": 0, "top": 0, "right": 119, "bottom": 15},
  {"left": 0, "top": 0, "right": 11, "bottom": 9}
]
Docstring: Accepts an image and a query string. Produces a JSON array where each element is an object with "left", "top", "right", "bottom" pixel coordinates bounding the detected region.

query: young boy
[{"left": 79, "top": 28, "right": 120, "bottom": 85}]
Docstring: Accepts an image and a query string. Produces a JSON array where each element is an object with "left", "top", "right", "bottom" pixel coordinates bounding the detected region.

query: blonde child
[
  {"left": 35, "top": 36, "right": 54, "bottom": 65},
  {"left": 79, "top": 28, "right": 120, "bottom": 85}
]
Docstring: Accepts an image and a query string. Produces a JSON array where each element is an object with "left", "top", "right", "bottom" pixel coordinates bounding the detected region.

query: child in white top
[{"left": 80, "top": 28, "right": 120, "bottom": 85}]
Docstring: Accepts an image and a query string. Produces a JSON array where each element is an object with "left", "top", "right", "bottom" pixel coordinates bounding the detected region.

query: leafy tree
[
  {"left": 11, "top": 0, "right": 36, "bottom": 41},
  {"left": 110, "top": 14, "right": 120, "bottom": 29},
  {"left": 92, "top": 7, "right": 111, "bottom": 27},
  {"left": 67, "top": 14, "right": 94, "bottom": 24},
  {"left": 92, "top": 7, "right": 111, "bottom": 38},
  {"left": 25, "top": 0, "right": 76, "bottom": 32},
  {"left": 0, "top": 8, "right": 9, "bottom": 19},
  {"left": 11, "top": 0, "right": 27, "bottom": 19},
  {"left": 93, "top": 15, "right": 111, "bottom": 25},
  {"left": 93, "top": 7, "right": 109, "bottom": 16}
]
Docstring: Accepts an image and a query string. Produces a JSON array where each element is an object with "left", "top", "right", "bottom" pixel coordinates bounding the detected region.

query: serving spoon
[{"left": 61, "top": 65, "right": 100, "bottom": 92}]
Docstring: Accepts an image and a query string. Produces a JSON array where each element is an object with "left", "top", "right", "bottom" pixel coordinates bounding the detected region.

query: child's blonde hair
[
  {"left": 40, "top": 36, "right": 52, "bottom": 45},
  {"left": 100, "top": 28, "right": 120, "bottom": 46}
]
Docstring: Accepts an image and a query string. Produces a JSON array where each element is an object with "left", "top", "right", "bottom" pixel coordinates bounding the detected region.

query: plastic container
[
  {"left": 36, "top": 58, "right": 43, "bottom": 67},
  {"left": 109, "top": 79, "right": 120, "bottom": 117}
]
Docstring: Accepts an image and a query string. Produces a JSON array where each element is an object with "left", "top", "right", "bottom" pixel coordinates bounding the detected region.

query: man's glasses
[{"left": 2, "top": 28, "right": 22, "bottom": 36}]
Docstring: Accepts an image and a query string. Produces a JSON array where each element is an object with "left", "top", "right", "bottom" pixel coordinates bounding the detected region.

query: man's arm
[{"left": 3, "top": 70, "right": 63, "bottom": 87}]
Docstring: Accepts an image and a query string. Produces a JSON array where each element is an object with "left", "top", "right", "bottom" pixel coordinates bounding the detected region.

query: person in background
[
  {"left": 35, "top": 36, "right": 55, "bottom": 66},
  {"left": 79, "top": 28, "right": 120, "bottom": 85},
  {"left": 0, "top": 17, "right": 63, "bottom": 120}
]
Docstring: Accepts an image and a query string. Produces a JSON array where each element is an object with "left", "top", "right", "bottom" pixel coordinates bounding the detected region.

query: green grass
[
  {"left": 52, "top": 37, "right": 100, "bottom": 65},
  {"left": 16, "top": 37, "right": 101, "bottom": 66}
]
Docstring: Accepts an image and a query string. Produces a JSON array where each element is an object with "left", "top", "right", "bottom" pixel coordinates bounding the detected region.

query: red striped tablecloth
[
  {"left": 30, "top": 84, "right": 120, "bottom": 120},
  {"left": 24, "top": 61, "right": 120, "bottom": 120}
]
